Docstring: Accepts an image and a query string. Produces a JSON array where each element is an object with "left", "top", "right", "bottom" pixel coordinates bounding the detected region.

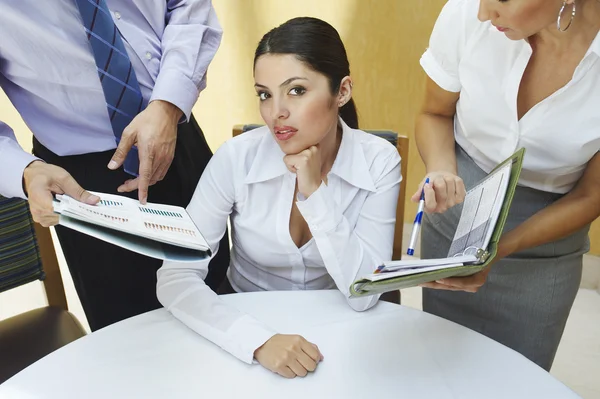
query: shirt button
[
  {"left": 114, "top": 11, "right": 121, "bottom": 20},
  {"left": 145, "top": 52, "right": 152, "bottom": 60}
]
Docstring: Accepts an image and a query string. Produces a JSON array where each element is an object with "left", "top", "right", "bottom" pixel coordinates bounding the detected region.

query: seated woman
[{"left": 156, "top": 17, "right": 401, "bottom": 379}]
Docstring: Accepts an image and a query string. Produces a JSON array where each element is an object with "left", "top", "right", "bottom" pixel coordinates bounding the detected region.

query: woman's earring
[{"left": 557, "top": 0, "right": 576, "bottom": 32}]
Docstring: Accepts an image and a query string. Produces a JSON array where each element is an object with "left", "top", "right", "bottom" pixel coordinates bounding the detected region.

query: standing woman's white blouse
[
  {"left": 157, "top": 119, "right": 401, "bottom": 364},
  {"left": 420, "top": 0, "right": 600, "bottom": 194}
]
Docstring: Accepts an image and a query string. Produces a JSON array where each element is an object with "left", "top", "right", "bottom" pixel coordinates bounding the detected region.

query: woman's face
[
  {"left": 478, "top": 0, "right": 568, "bottom": 40},
  {"left": 254, "top": 54, "right": 340, "bottom": 155}
]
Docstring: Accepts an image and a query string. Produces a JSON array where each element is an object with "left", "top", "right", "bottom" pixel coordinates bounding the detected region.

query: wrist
[
  {"left": 149, "top": 100, "right": 183, "bottom": 124},
  {"left": 426, "top": 165, "right": 458, "bottom": 176},
  {"left": 22, "top": 160, "right": 46, "bottom": 197},
  {"left": 254, "top": 334, "right": 275, "bottom": 357},
  {"left": 425, "top": 158, "right": 458, "bottom": 175},
  {"left": 497, "top": 234, "right": 520, "bottom": 259},
  {"left": 299, "top": 181, "right": 321, "bottom": 199}
]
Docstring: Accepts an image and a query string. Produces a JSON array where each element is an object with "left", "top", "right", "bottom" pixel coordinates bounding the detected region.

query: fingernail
[{"left": 108, "top": 160, "right": 118, "bottom": 170}]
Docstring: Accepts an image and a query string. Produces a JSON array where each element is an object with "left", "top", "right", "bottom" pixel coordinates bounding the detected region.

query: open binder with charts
[
  {"left": 53, "top": 192, "right": 211, "bottom": 262},
  {"left": 350, "top": 148, "right": 525, "bottom": 297}
]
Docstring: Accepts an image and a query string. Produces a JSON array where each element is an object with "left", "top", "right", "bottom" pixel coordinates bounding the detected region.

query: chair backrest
[
  {"left": 0, "top": 196, "right": 67, "bottom": 309},
  {"left": 232, "top": 125, "right": 409, "bottom": 260}
]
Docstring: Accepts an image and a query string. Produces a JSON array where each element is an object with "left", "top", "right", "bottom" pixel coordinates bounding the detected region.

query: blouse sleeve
[
  {"left": 419, "top": 0, "right": 480, "bottom": 93},
  {"left": 296, "top": 145, "right": 401, "bottom": 312},
  {"left": 156, "top": 141, "right": 276, "bottom": 365}
]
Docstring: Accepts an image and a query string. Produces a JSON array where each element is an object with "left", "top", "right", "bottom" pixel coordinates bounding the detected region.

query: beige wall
[
  {"left": 1, "top": 92, "right": 32, "bottom": 151},
  {"left": 2, "top": 0, "right": 599, "bottom": 254}
]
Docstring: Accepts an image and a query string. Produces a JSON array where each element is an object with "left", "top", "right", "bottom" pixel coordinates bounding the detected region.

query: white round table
[{"left": 0, "top": 290, "right": 579, "bottom": 399}]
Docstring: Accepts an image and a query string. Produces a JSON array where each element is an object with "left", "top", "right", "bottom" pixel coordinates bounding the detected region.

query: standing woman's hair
[{"left": 254, "top": 17, "right": 359, "bottom": 129}]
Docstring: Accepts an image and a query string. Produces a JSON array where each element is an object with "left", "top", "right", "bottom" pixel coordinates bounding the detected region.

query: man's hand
[
  {"left": 108, "top": 100, "right": 183, "bottom": 204},
  {"left": 411, "top": 171, "right": 466, "bottom": 213},
  {"left": 23, "top": 161, "right": 100, "bottom": 227},
  {"left": 283, "top": 146, "right": 322, "bottom": 198},
  {"left": 254, "top": 334, "right": 323, "bottom": 378}
]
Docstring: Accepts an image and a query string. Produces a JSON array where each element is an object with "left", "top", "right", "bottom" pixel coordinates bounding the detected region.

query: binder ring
[{"left": 453, "top": 246, "right": 480, "bottom": 257}]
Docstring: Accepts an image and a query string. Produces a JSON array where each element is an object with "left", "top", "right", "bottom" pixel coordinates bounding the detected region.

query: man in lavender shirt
[{"left": 0, "top": 1, "right": 229, "bottom": 330}]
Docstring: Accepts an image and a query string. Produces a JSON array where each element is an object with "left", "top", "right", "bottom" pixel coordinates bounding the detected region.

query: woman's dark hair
[{"left": 254, "top": 17, "right": 358, "bottom": 129}]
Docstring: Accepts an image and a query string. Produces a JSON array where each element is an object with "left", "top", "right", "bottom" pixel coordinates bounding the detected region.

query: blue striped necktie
[{"left": 74, "top": 0, "right": 142, "bottom": 176}]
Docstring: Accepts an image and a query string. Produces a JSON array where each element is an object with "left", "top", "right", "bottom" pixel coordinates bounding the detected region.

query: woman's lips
[{"left": 274, "top": 126, "right": 298, "bottom": 141}]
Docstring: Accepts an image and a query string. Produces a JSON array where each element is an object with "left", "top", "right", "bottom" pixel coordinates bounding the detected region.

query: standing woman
[{"left": 414, "top": 0, "right": 600, "bottom": 370}]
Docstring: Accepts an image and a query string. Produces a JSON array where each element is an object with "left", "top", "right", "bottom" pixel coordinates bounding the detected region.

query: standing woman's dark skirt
[{"left": 421, "top": 144, "right": 590, "bottom": 371}]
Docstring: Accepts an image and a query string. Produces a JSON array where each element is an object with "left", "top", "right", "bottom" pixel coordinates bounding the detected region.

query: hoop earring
[{"left": 557, "top": 0, "right": 576, "bottom": 32}]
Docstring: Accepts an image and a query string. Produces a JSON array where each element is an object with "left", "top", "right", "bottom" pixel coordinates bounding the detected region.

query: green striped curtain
[{"left": 0, "top": 195, "right": 44, "bottom": 293}]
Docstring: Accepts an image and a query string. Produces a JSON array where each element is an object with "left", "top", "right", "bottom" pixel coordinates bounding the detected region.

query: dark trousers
[{"left": 33, "top": 115, "right": 230, "bottom": 331}]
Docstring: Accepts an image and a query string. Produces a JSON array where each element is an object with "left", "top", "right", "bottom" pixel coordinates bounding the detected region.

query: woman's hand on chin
[
  {"left": 254, "top": 334, "right": 324, "bottom": 378},
  {"left": 284, "top": 145, "right": 323, "bottom": 198}
]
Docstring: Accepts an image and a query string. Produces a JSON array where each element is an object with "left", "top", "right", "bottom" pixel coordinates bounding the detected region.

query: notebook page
[
  {"left": 365, "top": 262, "right": 467, "bottom": 281},
  {"left": 379, "top": 254, "right": 478, "bottom": 272},
  {"left": 447, "top": 162, "right": 511, "bottom": 257}
]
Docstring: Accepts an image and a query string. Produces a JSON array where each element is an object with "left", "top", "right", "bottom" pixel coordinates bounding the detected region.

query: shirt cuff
[
  {"left": 226, "top": 315, "right": 276, "bottom": 365},
  {"left": 2, "top": 151, "right": 40, "bottom": 199},
  {"left": 150, "top": 69, "right": 200, "bottom": 122},
  {"left": 295, "top": 182, "right": 342, "bottom": 234},
  {"left": 420, "top": 50, "right": 462, "bottom": 93}
]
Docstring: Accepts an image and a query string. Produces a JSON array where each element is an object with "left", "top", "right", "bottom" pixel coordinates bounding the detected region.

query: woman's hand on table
[
  {"left": 412, "top": 171, "right": 466, "bottom": 213},
  {"left": 254, "top": 334, "right": 324, "bottom": 378}
]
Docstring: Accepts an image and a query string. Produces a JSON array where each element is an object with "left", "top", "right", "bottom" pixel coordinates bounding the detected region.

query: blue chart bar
[
  {"left": 139, "top": 207, "right": 184, "bottom": 218},
  {"left": 100, "top": 200, "right": 123, "bottom": 207}
]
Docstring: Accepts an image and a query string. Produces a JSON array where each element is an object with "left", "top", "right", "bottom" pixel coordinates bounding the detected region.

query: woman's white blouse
[
  {"left": 420, "top": 0, "right": 600, "bottom": 194},
  {"left": 157, "top": 120, "right": 401, "bottom": 364}
]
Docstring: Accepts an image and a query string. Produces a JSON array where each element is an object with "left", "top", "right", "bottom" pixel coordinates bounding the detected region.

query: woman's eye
[
  {"left": 257, "top": 92, "right": 270, "bottom": 101},
  {"left": 289, "top": 87, "right": 306, "bottom": 96}
]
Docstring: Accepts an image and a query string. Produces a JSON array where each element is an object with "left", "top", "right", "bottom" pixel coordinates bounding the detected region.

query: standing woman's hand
[{"left": 411, "top": 171, "right": 466, "bottom": 213}]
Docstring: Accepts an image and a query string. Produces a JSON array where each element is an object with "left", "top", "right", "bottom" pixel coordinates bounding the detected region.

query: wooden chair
[
  {"left": 233, "top": 125, "right": 409, "bottom": 303},
  {"left": 0, "top": 196, "right": 86, "bottom": 383}
]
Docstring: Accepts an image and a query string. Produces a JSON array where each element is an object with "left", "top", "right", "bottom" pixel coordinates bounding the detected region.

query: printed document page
[{"left": 447, "top": 162, "right": 511, "bottom": 257}]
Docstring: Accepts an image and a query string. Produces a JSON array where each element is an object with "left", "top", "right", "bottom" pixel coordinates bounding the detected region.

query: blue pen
[{"left": 407, "top": 177, "right": 429, "bottom": 256}]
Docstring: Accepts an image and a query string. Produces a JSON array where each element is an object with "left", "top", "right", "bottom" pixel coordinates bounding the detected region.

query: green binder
[{"left": 350, "top": 148, "right": 526, "bottom": 297}]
